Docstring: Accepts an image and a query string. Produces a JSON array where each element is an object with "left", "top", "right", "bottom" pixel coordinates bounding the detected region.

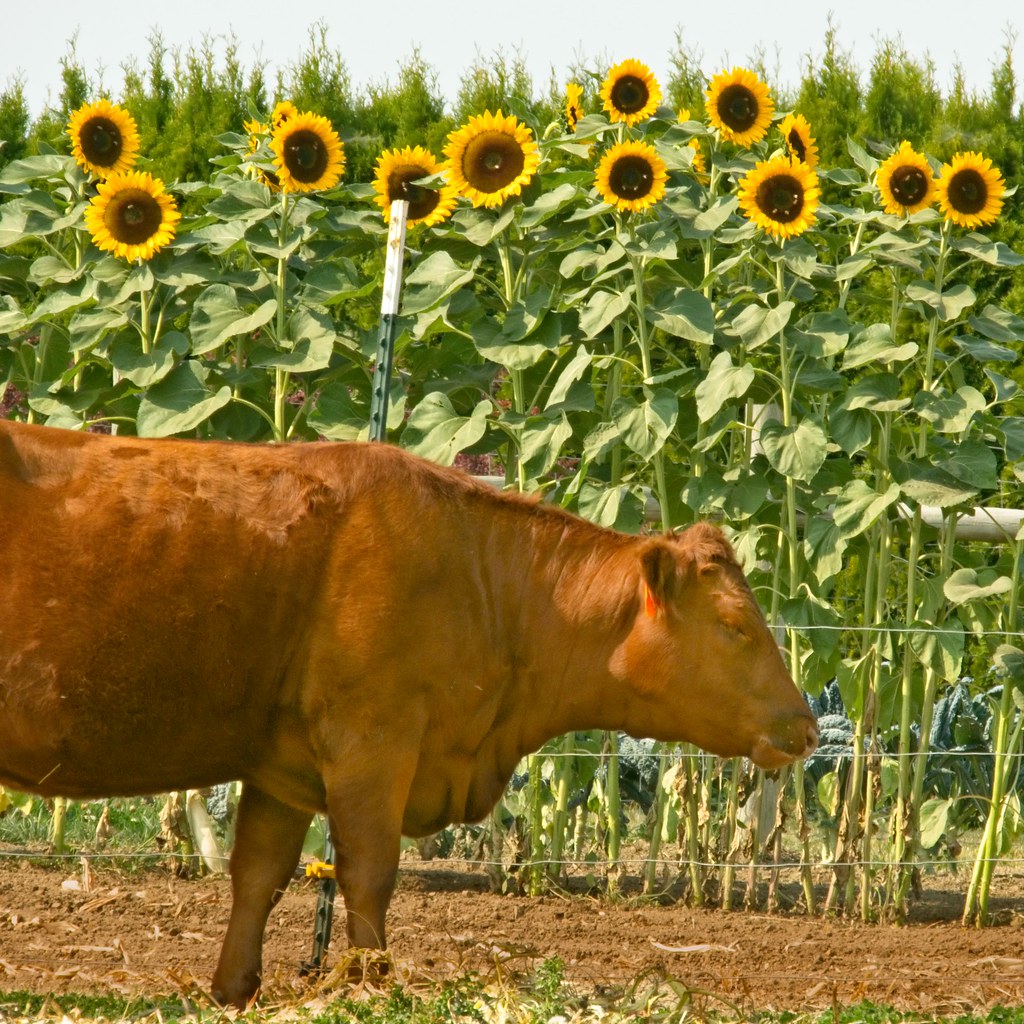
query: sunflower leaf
[
  {"left": 695, "top": 351, "right": 755, "bottom": 421},
  {"left": 400, "top": 394, "right": 490, "bottom": 466},
  {"left": 758, "top": 418, "right": 828, "bottom": 482},
  {"left": 136, "top": 361, "right": 232, "bottom": 438}
]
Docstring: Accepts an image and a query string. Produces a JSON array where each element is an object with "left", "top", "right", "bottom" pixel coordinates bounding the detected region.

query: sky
[{"left": 2, "top": 0, "right": 1022, "bottom": 120}]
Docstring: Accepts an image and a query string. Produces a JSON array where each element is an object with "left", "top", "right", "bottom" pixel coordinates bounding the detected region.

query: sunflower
[
  {"left": 272, "top": 100, "right": 299, "bottom": 129},
  {"left": 936, "top": 151, "right": 1005, "bottom": 228},
  {"left": 67, "top": 99, "right": 140, "bottom": 179},
  {"left": 677, "top": 108, "right": 707, "bottom": 176},
  {"left": 271, "top": 111, "right": 345, "bottom": 193},
  {"left": 738, "top": 155, "right": 820, "bottom": 240},
  {"left": 83, "top": 170, "right": 180, "bottom": 262},
  {"left": 600, "top": 59, "right": 661, "bottom": 126},
  {"left": 444, "top": 110, "right": 540, "bottom": 208},
  {"left": 372, "top": 146, "right": 458, "bottom": 228},
  {"left": 875, "top": 140, "right": 936, "bottom": 216},
  {"left": 779, "top": 113, "right": 818, "bottom": 168},
  {"left": 243, "top": 119, "right": 281, "bottom": 191},
  {"left": 566, "top": 82, "right": 585, "bottom": 133},
  {"left": 594, "top": 139, "right": 668, "bottom": 213},
  {"left": 705, "top": 67, "right": 774, "bottom": 147}
]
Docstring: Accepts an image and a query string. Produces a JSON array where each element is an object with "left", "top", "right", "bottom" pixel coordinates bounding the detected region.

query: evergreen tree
[{"left": 0, "top": 79, "right": 30, "bottom": 168}]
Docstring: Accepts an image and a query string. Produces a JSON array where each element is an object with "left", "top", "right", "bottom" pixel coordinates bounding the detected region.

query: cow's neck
[{"left": 493, "top": 508, "right": 640, "bottom": 750}]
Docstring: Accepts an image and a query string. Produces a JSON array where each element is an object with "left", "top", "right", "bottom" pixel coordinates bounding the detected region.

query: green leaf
[
  {"left": 968, "top": 304, "right": 1024, "bottom": 343},
  {"left": 954, "top": 334, "right": 1017, "bottom": 363},
  {"left": 401, "top": 393, "right": 490, "bottom": 466},
  {"left": 474, "top": 311, "right": 564, "bottom": 370},
  {"left": 691, "top": 195, "right": 738, "bottom": 235},
  {"left": 31, "top": 277, "right": 97, "bottom": 320},
  {"left": 189, "top": 285, "right": 276, "bottom": 355},
  {"left": 993, "top": 644, "right": 1024, "bottom": 683},
  {"left": 910, "top": 620, "right": 964, "bottom": 681},
  {"left": 842, "top": 373, "right": 910, "bottom": 413},
  {"left": 803, "top": 516, "right": 847, "bottom": 584},
  {"left": 952, "top": 234, "right": 1024, "bottom": 267},
  {"left": 136, "top": 361, "right": 231, "bottom": 437},
  {"left": 841, "top": 323, "right": 917, "bottom": 369},
  {"left": 833, "top": 480, "right": 901, "bottom": 539},
  {"left": 906, "top": 280, "right": 976, "bottom": 320},
  {"left": 110, "top": 330, "right": 189, "bottom": 387},
  {"left": 695, "top": 351, "right": 755, "bottom": 421},
  {"left": 250, "top": 307, "right": 337, "bottom": 372},
  {"left": 307, "top": 381, "right": 370, "bottom": 441},
  {"left": 580, "top": 287, "right": 633, "bottom": 339},
  {"left": 520, "top": 413, "right": 573, "bottom": 476},
  {"left": 577, "top": 480, "right": 644, "bottom": 531},
  {"left": 943, "top": 568, "right": 1014, "bottom": 605},
  {"left": 400, "top": 251, "right": 475, "bottom": 315},
  {"left": 936, "top": 439, "right": 998, "bottom": 490},
  {"left": 892, "top": 460, "right": 978, "bottom": 507},
  {"left": 919, "top": 797, "right": 951, "bottom": 849},
  {"left": 613, "top": 390, "right": 678, "bottom": 458},
  {"left": 758, "top": 418, "right": 827, "bottom": 482},
  {"left": 913, "top": 386, "right": 986, "bottom": 432},
  {"left": 999, "top": 418, "right": 1024, "bottom": 461},
  {"left": 729, "top": 301, "right": 794, "bottom": 349},
  {"left": 0, "top": 295, "right": 27, "bottom": 334},
  {"left": 548, "top": 346, "right": 592, "bottom": 408},
  {"left": 582, "top": 420, "right": 623, "bottom": 462},
  {"left": 645, "top": 287, "right": 714, "bottom": 345},
  {"left": 520, "top": 182, "right": 579, "bottom": 229},
  {"left": 816, "top": 772, "right": 840, "bottom": 818}
]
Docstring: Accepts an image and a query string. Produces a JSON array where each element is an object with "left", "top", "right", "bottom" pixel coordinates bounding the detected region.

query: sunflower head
[
  {"left": 875, "top": 140, "right": 936, "bottom": 216},
  {"left": 67, "top": 99, "right": 140, "bottom": 179},
  {"left": 443, "top": 110, "right": 540, "bottom": 208},
  {"left": 566, "top": 82, "right": 585, "bottom": 133},
  {"left": 243, "top": 120, "right": 281, "bottom": 191},
  {"left": 738, "top": 155, "right": 820, "bottom": 240},
  {"left": 595, "top": 139, "right": 668, "bottom": 214},
  {"left": 706, "top": 67, "right": 775, "bottom": 147},
  {"left": 936, "top": 151, "right": 1005, "bottom": 228},
  {"left": 270, "top": 111, "right": 345, "bottom": 193},
  {"left": 83, "top": 170, "right": 181, "bottom": 262},
  {"left": 372, "top": 146, "right": 458, "bottom": 228},
  {"left": 779, "top": 113, "right": 818, "bottom": 168},
  {"left": 600, "top": 59, "right": 662, "bottom": 126},
  {"left": 272, "top": 101, "right": 300, "bottom": 129}
]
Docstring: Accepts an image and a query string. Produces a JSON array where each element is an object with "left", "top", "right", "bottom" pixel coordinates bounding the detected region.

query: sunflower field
[{"left": 1, "top": 25, "right": 1024, "bottom": 928}]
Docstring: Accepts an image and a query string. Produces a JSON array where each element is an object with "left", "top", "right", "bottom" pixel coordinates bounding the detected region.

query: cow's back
[{"left": 0, "top": 421, "right": 350, "bottom": 799}]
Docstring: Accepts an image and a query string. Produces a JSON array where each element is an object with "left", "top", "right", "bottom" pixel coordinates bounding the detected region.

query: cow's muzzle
[{"left": 749, "top": 712, "right": 819, "bottom": 770}]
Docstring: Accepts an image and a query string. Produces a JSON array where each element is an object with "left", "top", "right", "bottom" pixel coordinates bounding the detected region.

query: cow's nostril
[{"left": 804, "top": 718, "right": 819, "bottom": 754}]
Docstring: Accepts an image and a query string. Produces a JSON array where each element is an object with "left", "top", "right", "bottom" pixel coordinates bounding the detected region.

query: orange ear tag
[{"left": 644, "top": 583, "right": 660, "bottom": 620}]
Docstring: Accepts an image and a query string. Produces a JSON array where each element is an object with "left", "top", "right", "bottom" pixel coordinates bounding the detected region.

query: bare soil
[{"left": 2, "top": 858, "right": 1024, "bottom": 1016}]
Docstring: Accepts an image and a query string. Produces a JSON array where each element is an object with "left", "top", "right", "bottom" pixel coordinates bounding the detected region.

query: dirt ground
[{"left": 2, "top": 857, "right": 1024, "bottom": 1017}]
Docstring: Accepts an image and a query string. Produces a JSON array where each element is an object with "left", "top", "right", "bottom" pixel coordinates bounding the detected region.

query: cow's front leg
[
  {"left": 211, "top": 784, "right": 312, "bottom": 1008},
  {"left": 324, "top": 767, "right": 410, "bottom": 951}
]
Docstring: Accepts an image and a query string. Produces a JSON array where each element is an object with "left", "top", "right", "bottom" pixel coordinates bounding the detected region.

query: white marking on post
[{"left": 381, "top": 199, "right": 409, "bottom": 318}]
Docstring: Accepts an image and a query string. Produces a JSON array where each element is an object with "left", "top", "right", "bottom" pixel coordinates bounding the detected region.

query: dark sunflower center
[
  {"left": 103, "top": 188, "right": 163, "bottom": 244},
  {"left": 948, "top": 168, "right": 988, "bottom": 214},
  {"left": 786, "top": 127, "right": 807, "bottom": 163},
  {"left": 284, "top": 129, "right": 329, "bottom": 184},
  {"left": 81, "top": 116, "right": 123, "bottom": 168},
  {"left": 610, "top": 75, "right": 649, "bottom": 115},
  {"left": 461, "top": 130, "right": 525, "bottom": 193},
  {"left": 718, "top": 84, "right": 759, "bottom": 133},
  {"left": 890, "top": 165, "right": 929, "bottom": 207},
  {"left": 756, "top": 174, "right": 804, "bottom": 223},
  {"left": 609, "top": 155, "right": 654, "bottom": 200},
  {"left": 388, "top": 165, "right": 440, "bottom": 220}
]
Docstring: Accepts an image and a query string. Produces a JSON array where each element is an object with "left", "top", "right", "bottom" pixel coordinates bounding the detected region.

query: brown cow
[{"left": 0, "top": 419, "right": 817, "bottom": 1006}]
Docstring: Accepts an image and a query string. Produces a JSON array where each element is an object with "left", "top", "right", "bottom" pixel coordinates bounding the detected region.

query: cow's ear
[{"left": 640, "top": 538, "right": 677, "bottom": 617}]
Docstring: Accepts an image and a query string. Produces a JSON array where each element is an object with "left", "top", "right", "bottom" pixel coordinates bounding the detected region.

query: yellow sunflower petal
[
  {"left": 779, "top": 113, "right": 819, "bottom": 168},
  {"left": 876, "top": 140, "right": 936, "bottom": 216},
  {"left": 600, "top": 59, "right": 662, "bottom": 126},
  {"left": 566, "top": 83, "right": 585, "bottom": 133},
  {"left": 936, "top": 150, "right": 1005, "bottom": 228},
  {"left": 706, "top": 67, "right": 775, "bottom": 147},
  {"left": 443, "top": 110, "right": 540, "bottom": 208},
  {"left": 372, "top": 145, "right": 458, "bottom": 228},
  {"left": 271, "top": 111, "right": 345, "bottom": 193},
  {"left": 272, "top": 101, "right": 300, "bottom": 129},
  {"left": 67, "top": 99, "right": 140, "bottom": 179},
  {"left": 83, "top": 170, "right": 181, "bottom": 262},
  {"left": 594, "top": 139, "right": 668, "bottom": 214},
  {"left": 738, "top": 155, "right": 820, "bottom": 239}
]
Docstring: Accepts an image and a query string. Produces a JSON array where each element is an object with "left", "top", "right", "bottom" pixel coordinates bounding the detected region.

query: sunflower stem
[
  {"left": 274, "top": 192, "right": 292, "bottom": 443},
  {"left": 138, "top": 267, "right": 153, "bottom": 357}
]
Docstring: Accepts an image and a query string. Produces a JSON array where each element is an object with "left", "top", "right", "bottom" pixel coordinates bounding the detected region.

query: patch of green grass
[{"left": 6, "top": 984, "right": 1024, "bottom": 1024}]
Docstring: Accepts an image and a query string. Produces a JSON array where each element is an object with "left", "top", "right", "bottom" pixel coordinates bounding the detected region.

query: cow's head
[{"left": 611, "top": 522, "right": 818, "bottom": 769}]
